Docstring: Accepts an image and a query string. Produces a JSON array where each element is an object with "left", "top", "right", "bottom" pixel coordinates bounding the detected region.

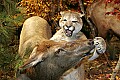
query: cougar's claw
[{"left": 89, "top": 37, "right": 106, "bottom": 60}]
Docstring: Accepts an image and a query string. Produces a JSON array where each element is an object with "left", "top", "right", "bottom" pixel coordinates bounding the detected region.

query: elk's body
[
  {"left": 18, "top": 16, "right": 52, "bottom": 57},
  {"left": 87, "top": 0, "right": 120, "bottom": 38}
]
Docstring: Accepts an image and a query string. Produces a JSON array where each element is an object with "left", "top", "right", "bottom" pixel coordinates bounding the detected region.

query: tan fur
[
  {"left": 50, "top": 11, "right": 86, "bottom": 42},
  {"left": 18, "top": 16, "right": 52, "bottom": 57},
  {"left": 59, "top": 11, "right": 84, "bottom": 32},
  {"left": 50, "top": 11, "right": 86, "bottom": 80}
]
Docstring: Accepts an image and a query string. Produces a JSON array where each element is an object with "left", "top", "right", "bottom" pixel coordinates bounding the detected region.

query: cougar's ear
[
  {"left": 60, "top": 11, "right": 65, "bottom": 16},
  {"left": 20, "top": 46, "right": 44, "bottom": 69}
]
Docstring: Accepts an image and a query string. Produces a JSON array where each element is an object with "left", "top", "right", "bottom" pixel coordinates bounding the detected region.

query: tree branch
[{"left": 111, "top": 54, "right": 120, "bottom": 80}]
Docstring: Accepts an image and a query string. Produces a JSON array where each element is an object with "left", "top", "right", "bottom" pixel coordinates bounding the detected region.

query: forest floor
[
  {"left": 85, "top": 36, "right": 120, "bottom": 80},
  {"left": 0, "top": 36, "right": 120, "bottom": 80},
  {"left": 85, "top": 56, "right": 120, "bottom": 80}
]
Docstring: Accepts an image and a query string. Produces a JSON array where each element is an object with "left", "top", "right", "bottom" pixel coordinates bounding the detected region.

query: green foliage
[
  {"left": 0, "top": 0, "right": 26, "bottom": 79},
  {"left": 0, "top": 15, "right": 17, "bottom": 66},
  {"left": 0, "top": 0, "right": 20, "bottom": 15}
]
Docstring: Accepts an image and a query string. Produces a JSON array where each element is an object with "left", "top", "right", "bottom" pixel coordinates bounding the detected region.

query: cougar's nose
[
  {"left": 64, "top": 25, "right": 71, "bottom": 30},
  {"left": 66, "top": 25, "right": 71, "bottom": 28}
]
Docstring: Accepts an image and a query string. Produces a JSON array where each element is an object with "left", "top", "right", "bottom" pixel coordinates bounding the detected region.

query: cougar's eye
[
  {"left": 72, "top": 21, "right": 78, "bottom": 23},
  {"left": 63, "top": 19, "right": 67, "bottom": 21}
]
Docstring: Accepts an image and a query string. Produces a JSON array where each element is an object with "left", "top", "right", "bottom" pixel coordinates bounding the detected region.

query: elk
[
  {"left": 87, "top": 0, "right": 120, "bottom": 39},
  {"left": 17, "top": 39, "right": 96, "bottom": 80},
  {"left": 18, "top": 16, "right": 52, "bottom": 58}
]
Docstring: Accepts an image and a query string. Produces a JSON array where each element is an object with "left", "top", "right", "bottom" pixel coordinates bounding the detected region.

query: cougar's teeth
[{"left": 65, "top": 29, "right": 72, "bottom": 37}]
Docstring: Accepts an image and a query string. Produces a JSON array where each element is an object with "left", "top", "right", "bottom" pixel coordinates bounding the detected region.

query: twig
[
  {"left": 78, "top": 0, "right": 85, "bottom": 14},
  {"left": 104, "top": 52, "right": 111, "bottom": 66},
  {"left": 78, "top": 0, "right": 98, "bottom": 38},
  {"left": 110, "top": 54, "right": 120, "bottom": 80}
]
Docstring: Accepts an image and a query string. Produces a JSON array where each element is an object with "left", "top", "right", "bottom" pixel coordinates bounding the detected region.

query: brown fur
[
  {"left": 18, "top": 39, "right": 94, "bottom": 80},
  {"left": 87, "top": 0, "right": 120, "bottom": 38}
]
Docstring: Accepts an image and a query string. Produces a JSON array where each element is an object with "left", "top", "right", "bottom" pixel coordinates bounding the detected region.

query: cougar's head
[{"left": 59, "top": 11, "right": 84, "bottom": 37}]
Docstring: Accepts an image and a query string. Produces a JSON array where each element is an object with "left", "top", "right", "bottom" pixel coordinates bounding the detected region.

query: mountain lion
[
  {"left": 50, "top": 11, "right": 86, "bottom": 42},
  {"left": 50, "top": 11, "right": 106, "bottom": 80},
  {"left": 50, "top": 11, "right": 86, "bottom": 80}
]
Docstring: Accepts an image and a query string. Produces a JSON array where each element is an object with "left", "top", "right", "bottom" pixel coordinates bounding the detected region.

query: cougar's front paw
[{"left": 89, "top": 37, "right": 106, "bottom": 60}]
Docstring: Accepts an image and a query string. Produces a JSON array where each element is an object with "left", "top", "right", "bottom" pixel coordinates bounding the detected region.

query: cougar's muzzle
[{"left": 63, "top": 25, "right": 75, "bottom": 37}]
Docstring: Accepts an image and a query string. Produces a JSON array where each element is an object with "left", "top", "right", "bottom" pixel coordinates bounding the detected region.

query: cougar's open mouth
[
  {"left": 63, "top": 26, "right": 75, "bottom": 37},
  {"left": 65, "top": 29, "right": 73, "bottom": 37}
]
